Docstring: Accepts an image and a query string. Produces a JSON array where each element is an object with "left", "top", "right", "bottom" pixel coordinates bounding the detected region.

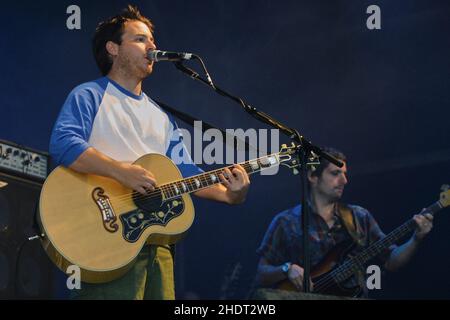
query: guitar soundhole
[
  {"left": 132, "top": 187, "right": 163, "bottom": 211},
  {"left": 121, "top": 188, "right": 185, "bottom": 243}
]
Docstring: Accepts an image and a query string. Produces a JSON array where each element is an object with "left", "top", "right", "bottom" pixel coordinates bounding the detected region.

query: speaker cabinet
[{"left": 0, "top": 172, "right": 55, "bottom": 299}]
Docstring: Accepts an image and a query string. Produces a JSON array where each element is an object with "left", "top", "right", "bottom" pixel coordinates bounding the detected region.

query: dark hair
[
  {"left": 92, "top": 5, "right": 154, "bottom": 76},
  {"left": 310, "top": 147, "right": 346, "bottom": 178}
]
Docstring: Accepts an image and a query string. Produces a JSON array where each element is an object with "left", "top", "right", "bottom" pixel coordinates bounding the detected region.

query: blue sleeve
[
  {"left": 165, "top": 115, "right": 204, "bottom": 178},
  {"left": 49, "top": 81, "right": 105, "bottom": 167}
]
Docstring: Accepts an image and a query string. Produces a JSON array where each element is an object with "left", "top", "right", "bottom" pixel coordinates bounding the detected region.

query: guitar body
[
  {"left": 39, "top": 153, "right": 195, "bottom": 283},
  {"left": 277, "top": 240, "right": 362, "bottom": 297}
]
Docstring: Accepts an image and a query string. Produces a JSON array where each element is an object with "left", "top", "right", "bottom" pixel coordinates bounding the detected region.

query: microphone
[{"left": 147, "top": 50, "right": 194, "bottom": 62}]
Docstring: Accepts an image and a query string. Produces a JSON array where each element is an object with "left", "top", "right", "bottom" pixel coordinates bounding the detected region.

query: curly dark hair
[{"left": 92, "top": 5, "right": 154, "bottom": 76}]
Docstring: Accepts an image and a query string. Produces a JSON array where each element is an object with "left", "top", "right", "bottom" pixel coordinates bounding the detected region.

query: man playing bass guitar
[{"left": 255, "top": 147, "right": 433, "bottom": 298}]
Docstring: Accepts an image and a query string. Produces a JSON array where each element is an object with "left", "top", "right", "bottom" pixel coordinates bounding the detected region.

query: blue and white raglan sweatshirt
[{"left": 49, "top": 76, "right": 202, "bottom": 178}]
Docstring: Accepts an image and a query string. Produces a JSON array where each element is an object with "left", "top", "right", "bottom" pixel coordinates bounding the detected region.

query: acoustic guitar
[{"left": 39, "top": 144, "right": 308, "bottom": 283}]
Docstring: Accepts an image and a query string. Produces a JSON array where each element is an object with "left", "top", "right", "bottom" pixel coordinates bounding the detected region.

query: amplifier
[
  {"left": 0, "top": 171, "right": 56, "bottom": 298},
  {"left": 0, "top": 139, "right": 49, "bottom": 182}
]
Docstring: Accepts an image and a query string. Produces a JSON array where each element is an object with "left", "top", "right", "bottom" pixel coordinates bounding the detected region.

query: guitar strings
[
  {"left": 107, "top": 164, "right": 247, "bottom": 206},
  {"left": 102, "top": 163, "right": 261, "bottom": 212},
  {"left": 110, "top": 147, "right": 303, "bottom": 207},
  {"left": 103, "top": 155, "right": 282, "bottom": 213},
  {"left": 310, "top": 260, "right": 356, "bottom": 293},
  {"left": 101, "top": 151, "right": 296, "bottom": 222},
  {"left": 105, "top": 152, "right": 281, "bottom": 205},
  {"left": 105, "top": 172, "right": 228, "bottom": 212},
  {"left": 312, "top": 222, "right": 415, "bottom": 293},
  {"left": 110, "top": 153, "right": 278, "bottom": 203},
  {"left": 313, "top": 209, "right": 441, "bottom": 294}
]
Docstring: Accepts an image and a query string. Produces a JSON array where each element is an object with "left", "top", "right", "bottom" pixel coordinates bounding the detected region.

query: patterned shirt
[{"left": 257, "top": 203, "right": 397, "bottom": 293}]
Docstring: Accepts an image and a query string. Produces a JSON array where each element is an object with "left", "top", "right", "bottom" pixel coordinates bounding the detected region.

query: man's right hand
[
  {"left": 287, "top": 264, "right": 314, "bottom": 291},
  {"left": 69, "top": 148, "right": 157, "bottom": 195},
  {"left": 114, "top": 162, "right": 157, "bottom": 195}
]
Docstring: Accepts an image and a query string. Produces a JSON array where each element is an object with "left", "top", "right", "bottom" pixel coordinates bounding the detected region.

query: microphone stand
[{"left": 173, "top": 60, "right": 343, "bottom": 294}]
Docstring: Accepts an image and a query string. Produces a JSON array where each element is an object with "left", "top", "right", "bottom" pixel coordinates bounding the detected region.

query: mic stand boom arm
[
  {"left": 174, "top": 61, "right": 343, "bottom": 293},
  {"left": 173, "top": 62, "right": 342, "bottom": 167}
]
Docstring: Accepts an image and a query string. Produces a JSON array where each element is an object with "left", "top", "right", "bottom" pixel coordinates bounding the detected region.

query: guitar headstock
[
  {"left": 278, "top": 143, "right": 320, "bottom": 175},
  {"left": 440, "top": 184, "right": 450, "bottom": 208}
]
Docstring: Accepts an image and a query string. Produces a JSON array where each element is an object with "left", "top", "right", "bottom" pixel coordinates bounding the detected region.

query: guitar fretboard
[
  {"left": 158, "top": 153, "right": 281, "bottom": 199},
  {"left": 332, "top": 201, "right": 443, "bottom": 283}
]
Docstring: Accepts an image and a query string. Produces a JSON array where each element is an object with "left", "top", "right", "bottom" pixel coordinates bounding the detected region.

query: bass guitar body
[{"left": 277, "top": 240, "right": 362, "bottom": 297}]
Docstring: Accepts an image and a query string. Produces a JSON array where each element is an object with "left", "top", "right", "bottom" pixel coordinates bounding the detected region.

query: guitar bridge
[{"left": 92, "top": 187, "right": 118, "bottom": 233}]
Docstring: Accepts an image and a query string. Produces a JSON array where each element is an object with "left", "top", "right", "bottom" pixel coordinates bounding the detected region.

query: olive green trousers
[{"left": 70, "top": 245, "right": 175, "bottom": 300}]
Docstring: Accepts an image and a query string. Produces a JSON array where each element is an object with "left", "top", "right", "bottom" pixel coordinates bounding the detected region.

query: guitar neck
[
  {"left": 333, "top": 200, "right": 444, "bottom": 283},
  {"left": 159, "top": 153, "right": 281, "bottom": 199}
]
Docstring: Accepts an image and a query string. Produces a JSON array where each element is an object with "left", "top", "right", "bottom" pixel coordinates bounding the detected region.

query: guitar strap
[
  {"left": 337, "top": 203, "right": 368, "bottom": 294},
  {"left": 337, "top": 203, "right": 365, "bottom": 247}
]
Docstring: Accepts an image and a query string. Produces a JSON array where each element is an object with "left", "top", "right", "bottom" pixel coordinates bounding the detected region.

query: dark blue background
[{"left": 1, "top": 0, "right": 449, "bottom": 299}]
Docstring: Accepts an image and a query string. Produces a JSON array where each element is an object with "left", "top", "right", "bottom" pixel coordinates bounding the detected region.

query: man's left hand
[
  {"left": 413, "top": 211, "right": 433, "bottom": 241},
  {"left": 219, "top": 164, "right": 250, "bottom": 204}
]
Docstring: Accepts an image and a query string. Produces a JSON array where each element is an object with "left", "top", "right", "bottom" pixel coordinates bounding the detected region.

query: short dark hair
[
  {"left": 310, "top": 147, "right": 346, "bottom": 178},
  {"left": 92, "top": 5, "right": 154, "bottom": 76}
]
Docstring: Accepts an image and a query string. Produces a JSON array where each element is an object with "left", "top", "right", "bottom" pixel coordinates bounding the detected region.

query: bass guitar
[{"left": 278, "top": 185, "right": 450, "bottom": 297}]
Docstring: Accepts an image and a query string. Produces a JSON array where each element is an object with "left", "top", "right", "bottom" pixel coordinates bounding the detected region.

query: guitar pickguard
[{"left": 120, "top": 197, "right": 185, "bottom": 243}]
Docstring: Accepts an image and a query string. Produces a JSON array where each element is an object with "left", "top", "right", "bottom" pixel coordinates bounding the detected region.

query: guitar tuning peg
[{"left": 441, "top": 184, "right": 449, "bottom": 192}]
